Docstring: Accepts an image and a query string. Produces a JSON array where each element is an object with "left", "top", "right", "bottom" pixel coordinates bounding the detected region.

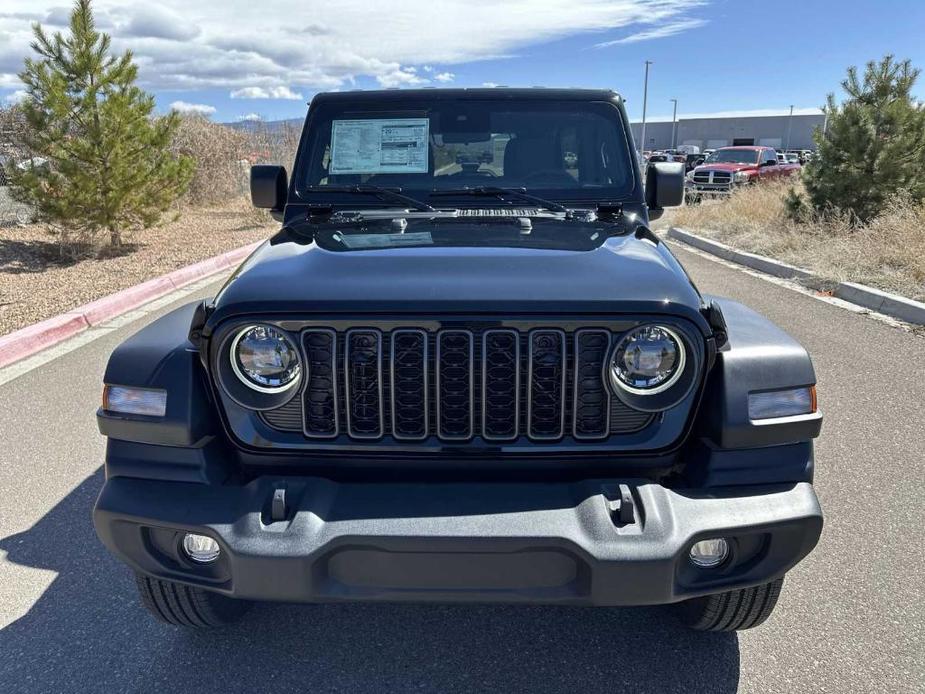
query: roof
[{"left": 311, "top": 87, "right": 621, "bottom": 103}]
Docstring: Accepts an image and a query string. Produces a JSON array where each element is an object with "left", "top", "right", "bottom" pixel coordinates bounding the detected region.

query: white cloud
[
  {"left": 230, "top": 85, "right": 304, "bottom": 100},
  {"left": 237, "top": 112, "right": 263, "bottom": 122},
  {"left": 434, "top": 71, "right": 454, "bottom": 83},
  {"left": 594, "top": 17, "right": 706, "bottom": 47},
  {"left": 169, "top": 100, "right": 216, "bottom": 115},
  {"left": 376, "top": 67, "right": 427, "bottom": 88},
  {"left": 422, "top": 65, "right": 434, "bottom": 73},
  {"left": 4, "top": 88, "right": 27, "bottom": 104},
  {"left": 122, "top": 6, "right": 200, "bottom": 41},
  {"left": 0, "top": 1, "right": 707, "bottom": 93},
  {"left": 482, "top": 82, "right": 499, "bottom": 88}
]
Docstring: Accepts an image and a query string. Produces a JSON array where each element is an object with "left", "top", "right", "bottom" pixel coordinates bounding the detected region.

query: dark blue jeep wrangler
[{"left": 93, "top": 88, "right": 822, "bottom": 631}]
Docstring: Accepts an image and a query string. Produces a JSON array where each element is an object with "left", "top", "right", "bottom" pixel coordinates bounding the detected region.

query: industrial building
[{"left": 629, "top": 111, "right": 826, "bottom": 152}]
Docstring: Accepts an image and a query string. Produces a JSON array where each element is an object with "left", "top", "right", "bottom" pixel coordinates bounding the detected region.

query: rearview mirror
[
  {"left": 645, "top": 161, "right": 685, "bottom": 212},
  {"left": 250, "top": 165, "right": 288, "bottom": 213}
]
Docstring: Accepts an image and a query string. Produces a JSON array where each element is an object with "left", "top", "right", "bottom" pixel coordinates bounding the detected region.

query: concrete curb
[
  {"left": 666, "top": 227, "right": 813, "bottom": 280},
  {"left": 0, "top": 240, "right": 262, "bottom": 369},
  {"left": 667, "top": 227, "right": 925, "bottom": 326}
]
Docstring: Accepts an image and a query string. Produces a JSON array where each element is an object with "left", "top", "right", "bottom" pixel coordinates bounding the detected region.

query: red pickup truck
[{"left": 686, "top": 146, "right": 800, "bottom": 200}]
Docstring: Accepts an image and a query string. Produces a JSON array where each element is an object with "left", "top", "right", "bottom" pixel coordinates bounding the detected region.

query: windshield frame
[{"left": 291, "top": 96, "right": 639, "bottom": 208}]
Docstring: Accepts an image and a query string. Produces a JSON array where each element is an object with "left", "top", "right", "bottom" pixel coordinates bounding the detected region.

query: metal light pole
[
  {"left": 639, "top": 60, "right": 652, "bottom": 157},
  {"left": 670, "top": 98, "right": 678, "bottom": 149},
  {"left": 785, "top": 104, "right": 794, "bottom": 151}
]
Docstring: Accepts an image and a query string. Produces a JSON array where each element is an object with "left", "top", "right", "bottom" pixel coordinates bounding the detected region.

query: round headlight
[
  {"left": 230, "top": 325, "right": 301, "bottom": 392},
  {"left": 610, "top": 325, "right": 686, "bottom": 395}
]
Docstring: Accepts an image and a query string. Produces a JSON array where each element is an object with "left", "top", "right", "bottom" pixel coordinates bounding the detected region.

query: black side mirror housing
[
  {"left": 645, "top": 161, "right": 685, "bottom": 214},
  {"left": 250, "top": 165, "right": 288, "bottom": 216}
]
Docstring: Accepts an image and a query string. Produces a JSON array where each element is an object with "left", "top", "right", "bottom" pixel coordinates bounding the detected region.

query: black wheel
[
  {"left": 677, "top": 577, "right": 784, "bottom": 631},
  {"left": 135, "top": 573, "right": 251, "bottom": 628}
]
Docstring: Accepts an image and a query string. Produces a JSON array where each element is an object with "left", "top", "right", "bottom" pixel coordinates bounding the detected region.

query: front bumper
[
  {"left": 686, "top": 180, "right": 736, "bottom": 197},
  {"left": 93, "top": 476, "right": 822, "bottom": 606}
]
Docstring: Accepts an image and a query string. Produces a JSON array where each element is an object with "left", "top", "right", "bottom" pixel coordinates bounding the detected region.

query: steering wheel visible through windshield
[{"left": 295, "top": 98, "right": 635, "bottom": 205}]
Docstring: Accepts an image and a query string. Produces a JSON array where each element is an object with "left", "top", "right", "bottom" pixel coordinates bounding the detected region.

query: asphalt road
[{"left": 0, "top": 244, "right": 922, "bottom": 693}]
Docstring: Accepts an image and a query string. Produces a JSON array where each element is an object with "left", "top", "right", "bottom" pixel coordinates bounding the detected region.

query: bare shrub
[
  {"left": 241, "top": 119, "right": 301, "bottom": 170},
  {"left": 0, "top": 106, "right": 30, "bottom": 161},
  {"left": 673, "top": 180, "right": 925, "bottom": 301},
  {"left": 171, "top": 115, "right": 251, "bottom": 205}
]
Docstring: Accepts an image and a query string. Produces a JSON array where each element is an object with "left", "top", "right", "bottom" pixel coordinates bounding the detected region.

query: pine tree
[
  {"left": 804, "top": 55, "right": 925, "bottom": 223},
  {"left": 8, "top": 0, "right": 193, "bottom": 250}
]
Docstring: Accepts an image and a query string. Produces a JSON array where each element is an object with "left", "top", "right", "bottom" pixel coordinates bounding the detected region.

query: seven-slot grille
[{"left": 263, "top": 326, "right": 653, "bottom": 442}]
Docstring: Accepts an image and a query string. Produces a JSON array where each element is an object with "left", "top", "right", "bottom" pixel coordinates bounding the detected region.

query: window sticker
[{"left": 330, "top": 118, "right": 429, "bottom": 174}]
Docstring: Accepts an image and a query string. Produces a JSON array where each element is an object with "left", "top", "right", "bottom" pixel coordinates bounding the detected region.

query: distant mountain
[{"left": 224, "top": 118, "right": 303, "bottom": 132}]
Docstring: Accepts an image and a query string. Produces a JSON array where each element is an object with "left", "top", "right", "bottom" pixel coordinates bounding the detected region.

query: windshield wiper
[
  {"left": 304, "top": 185, "right": 435, "bottom": 212},
  {"left": 430, "top": 186, "right": 568, "bottom": 213}
]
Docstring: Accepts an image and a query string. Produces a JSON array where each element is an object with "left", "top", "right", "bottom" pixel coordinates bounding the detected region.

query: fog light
[
  {"left": 689, "top": 538, "right": 729, "bottom": 568},
  {"left": 182, "top": 533, "right": 220, "bottom": 563}
]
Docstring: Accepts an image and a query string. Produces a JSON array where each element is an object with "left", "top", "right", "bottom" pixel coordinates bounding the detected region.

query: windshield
[
  {"left": 296, "top": 98, "right": 635, "bottom": 203},
  {"left": 705, "top": 149, "right": 759, "bottom": 165}
]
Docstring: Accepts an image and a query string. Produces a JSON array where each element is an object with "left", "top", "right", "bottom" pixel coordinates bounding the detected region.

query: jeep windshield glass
[
  {"left": 295, "top": 98, "right": 635, "bottom": 206},
  {"left": 705, "top": 150, "right": 760, "bottom": 165}
]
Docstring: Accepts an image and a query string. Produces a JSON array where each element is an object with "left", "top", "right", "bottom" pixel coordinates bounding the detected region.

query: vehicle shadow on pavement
[{"left": 0, "top": 469, "right": 740, "bottom": 694}]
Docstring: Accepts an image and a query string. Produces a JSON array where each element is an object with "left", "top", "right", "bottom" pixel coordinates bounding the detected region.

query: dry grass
[{"left": 673, "top": 180, "right": 925, "bottom": 302}]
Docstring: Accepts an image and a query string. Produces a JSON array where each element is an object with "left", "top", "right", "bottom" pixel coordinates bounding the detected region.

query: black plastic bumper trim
[{"left": 93, "top": 476, "right": 822, "bottom": 606}]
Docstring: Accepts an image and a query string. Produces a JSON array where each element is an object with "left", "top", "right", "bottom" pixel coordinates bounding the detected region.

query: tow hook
[{"left": 601, "top": 483, "right": 635, "bottom": 525}]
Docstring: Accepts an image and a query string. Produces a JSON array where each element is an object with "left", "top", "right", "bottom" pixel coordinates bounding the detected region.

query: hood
[
  {"left": 694, "top": 162, "right": 757, "bottom": 173},
  {"left": 207, "top": 226, "right": 707, "bottom": 328}
]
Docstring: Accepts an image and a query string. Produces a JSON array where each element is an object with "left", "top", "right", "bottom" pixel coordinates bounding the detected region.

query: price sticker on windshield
[{"left": 330, "top": 118, "right": 429, "bottom": 174}]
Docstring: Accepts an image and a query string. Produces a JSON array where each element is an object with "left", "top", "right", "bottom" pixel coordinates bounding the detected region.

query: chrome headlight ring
[
  {"left": 229, "top": 324, "right": 302, "bottom": 393},
  {"left": 607, "top": 323, "right": 698, "bottom": 412}
]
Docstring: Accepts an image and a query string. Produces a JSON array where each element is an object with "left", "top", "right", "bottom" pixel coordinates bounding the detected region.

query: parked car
[
  {"left": 687, "top": 145, "right": 799, "bottom": 200},
  {"left": 93, "top": 88, "right": 823, "bottom": 633}
]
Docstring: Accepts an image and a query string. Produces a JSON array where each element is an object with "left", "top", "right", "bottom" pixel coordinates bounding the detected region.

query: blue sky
[{"left": 2, "top": 0, "right": 924, "bottom": 123}]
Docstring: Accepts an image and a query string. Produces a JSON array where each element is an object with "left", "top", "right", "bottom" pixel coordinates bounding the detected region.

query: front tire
[
  {"left": 135, "top": 573, "right": 251, "bottom": 628},
  {"left": 677, "top": 577, "right": 784, "bottom": 631}
]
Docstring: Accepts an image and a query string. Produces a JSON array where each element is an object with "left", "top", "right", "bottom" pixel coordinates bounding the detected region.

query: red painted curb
[
  {"left": 82, "top": 275, "right": 177, "bottom": 326},
  {"left": 0, "top": 240, "right": 263, "bottom": 370},
  {"left": 0, "top": 312, "right": 89, "bottom": 369}
]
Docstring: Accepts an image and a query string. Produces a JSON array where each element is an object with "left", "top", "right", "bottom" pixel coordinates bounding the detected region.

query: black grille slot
[
  {"left": 301, "top": 329, "right": 339, "bottom": 438},
  {"left": 528, "top": 330, "right": 566, "bottom": 440},
  {"left": 345, "top": 329, "right": 383, "bottom": 439},
  {"left": 573, "top": 329, "right": 611, "bottom": 439},
  {"left": 390, "top": 329, "right": 428, "bottom": 440},
  {"left": 482, "top": 330, "right": 519, "bottom": 441},
  {"left": 436, "top": 330, "right": 474, "bottom": 440}
]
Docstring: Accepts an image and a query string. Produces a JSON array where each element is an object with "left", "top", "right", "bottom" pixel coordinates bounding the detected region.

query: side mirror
[
  {"left": 645, "top": 161, "right": 685, "bottom": 212},
  {"left": 764, "top": 159, "right": 778, "bottom": 167},
  {"left": 250, "top": 165, "right": 288, "bottom": 212}
]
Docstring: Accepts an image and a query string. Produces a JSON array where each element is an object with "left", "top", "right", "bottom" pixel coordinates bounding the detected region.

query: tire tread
[
  {"left": 679, "top": 577, "right": 785, "bottom": 632},
  {"left": 133, "top": 573, "right": 250, "bottom": 628}
]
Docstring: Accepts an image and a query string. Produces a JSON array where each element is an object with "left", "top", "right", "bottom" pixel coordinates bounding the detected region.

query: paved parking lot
[{"left": 0, "top": 243, "right": 922, "bottom": 693}]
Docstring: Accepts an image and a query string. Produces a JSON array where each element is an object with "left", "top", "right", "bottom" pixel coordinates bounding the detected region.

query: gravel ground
[{"left": 0, "top": 197, "right": 275, "bottom": 336}]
